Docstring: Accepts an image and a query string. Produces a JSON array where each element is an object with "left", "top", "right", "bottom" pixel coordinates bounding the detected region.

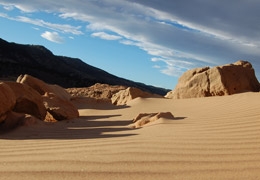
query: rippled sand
[{"left": 1, "top": 92, "right": 260, "bottom": 180}]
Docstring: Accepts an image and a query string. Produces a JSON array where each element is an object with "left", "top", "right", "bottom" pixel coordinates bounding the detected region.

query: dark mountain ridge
[{"left": 0, "top": 38, "right": 169, "bottom": 95}]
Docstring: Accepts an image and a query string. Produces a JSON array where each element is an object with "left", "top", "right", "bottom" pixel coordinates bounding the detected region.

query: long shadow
[
  {"left": 172, "top": 117, "right": 187, "bottom": 120},
  {"left": 0, "top": 115, "right": 188, "bottom": 140},
  {"left": 0, "top": 114, "right": 137, "bottom": 140},
  {"left": 72, "top": 97, "right": 130, "bottom": 110}
]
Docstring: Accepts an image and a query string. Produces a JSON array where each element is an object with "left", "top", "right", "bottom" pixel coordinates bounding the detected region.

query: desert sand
[{"left": 1, "top": 92, "right": 260, "bottom": 180}]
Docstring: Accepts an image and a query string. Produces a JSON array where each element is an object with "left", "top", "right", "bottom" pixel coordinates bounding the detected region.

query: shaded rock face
[
  {"left": 131, "top": 112, "right": 174, "bottom": 128},
  {"left": 111, "top": 87, "right": 160, "bottom": 105},
  {"left": 166, "top": 61, "right": 260, "bottom": 99},
  {"left": 43, "top": 92, "right": 79, "bottom": 121},
  {"left": 4, "top": 81, "right": 46, "bottom": 120},
  {"left": 0, "top": 83, "right": 16, "bottom": 123}
]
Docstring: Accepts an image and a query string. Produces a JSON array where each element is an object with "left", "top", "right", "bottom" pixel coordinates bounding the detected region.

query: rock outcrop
[
  {"left": 4, "top": 81, "right": 46, "bottom": 120},
  {"left": 17, "top": 74, "right": 71, "bottom": 101},
  {"left": 130, "top": 112, "right": 174, "bottom": 128},
  {"left": 0, "top": 75, "right": 79, "bottom": 131},
  {"left": 17, "top": 74, "right": 79, "bottom": 120},
  {"left": 67, "top": 83, "right": 127, "bottom": 100},
  {"left": 166, "top": 61, "right": 260, "bottom": 99},
  {"left": 111, "top": 87, "right": 161, "bottom": 105}
]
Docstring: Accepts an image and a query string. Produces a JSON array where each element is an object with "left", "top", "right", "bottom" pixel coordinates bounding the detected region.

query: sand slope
[{"left": 1, "top": 92, "right": 260, "bottom": 180}]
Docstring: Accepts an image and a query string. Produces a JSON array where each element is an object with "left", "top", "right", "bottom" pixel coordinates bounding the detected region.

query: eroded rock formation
[
  {"left": 0, "top": 75, "right": 79, "bottom": 131},
  {"left": 166, "top": 61, "right": 260, "bottom": 99}
]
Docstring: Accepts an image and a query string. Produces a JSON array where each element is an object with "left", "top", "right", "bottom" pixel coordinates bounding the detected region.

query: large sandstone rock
[
  {"left": 17, "top": 74, "right": 78, "bottom": 120},
  {"left": 111, "top": 87, "right": 160, "bottom": 105},
  {"left": 17, "top": 74, "right": 72, "bottom": 101},
  {"left": 166, "top": 61, "right": 260, "bottom": 99},
  {"left": 0, "top": 82, "right": 16, "bottom": 123},
  {"left": 1, "top": 75, "right": 78, "bottom": 132},
  {"left": 4, "top": 82, "right": 46, "bottom": 120}
]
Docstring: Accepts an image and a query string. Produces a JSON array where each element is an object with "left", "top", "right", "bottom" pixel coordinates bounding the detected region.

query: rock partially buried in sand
[
  {"left": 131, "top": 112, "right": 174, "bottom": 128},
  {"left": 166, "top": 60, "right": 260, "bottom": 99},
  {"left": 111, "top": 87, "right": 160, "bottom": 105},
  {"left": 42, "top": 92, "right": 79, "bottom": 121}
]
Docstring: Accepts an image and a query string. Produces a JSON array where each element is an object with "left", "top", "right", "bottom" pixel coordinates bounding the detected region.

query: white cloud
[
  {"left": 91, "top": 32, "right": 122, "bottom": 40},
  {"left": 1, "top": 0, "right": 260, "bottom": 78},
  {"left": 0, "top": 13, "right": 83, "bottom": 35},
  {"left": 119, "top": 40, "right": 137, "bottom": 46},
  {"left": 16, "top": 16, "right": 83, "bottom": 35},
  {"left": 32, "top": 27, "right": 39, "bottom": 30},
  {"left": 3, "top": 5, "right": 14, "bottom": 10},
  {"left": 41, "top": 31, "right": 63, "bottom": 43}
]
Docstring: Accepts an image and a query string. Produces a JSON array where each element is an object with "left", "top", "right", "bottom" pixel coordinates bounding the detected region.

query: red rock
[{"left": 0, "top": 82, "right": 16, "bottom": 123}]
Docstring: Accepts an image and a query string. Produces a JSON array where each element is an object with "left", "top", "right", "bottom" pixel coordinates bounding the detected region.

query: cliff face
[{"left": 0, "top": 38, "right": 169, "bottom": 96}]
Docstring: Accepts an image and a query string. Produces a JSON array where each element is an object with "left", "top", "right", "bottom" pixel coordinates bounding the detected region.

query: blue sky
[{"left": 0, "top": 1, "right": 260, "bottom": 89}]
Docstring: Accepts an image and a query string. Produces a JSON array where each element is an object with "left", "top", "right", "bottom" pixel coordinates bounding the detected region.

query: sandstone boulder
[
  {"left": 42, "top": 92, "right": 79, "bottom": 121},
  {"left": 0, "top": 82, "right": 16, "bottom": 123},
  {"left": 17, "top": 74, "right": 72, "bottom": 101},
  {"left": 111, "top": 87, "right": 159, "bottom": 105},
  {"left": 131, "top": 112, "right": 174, "bottom": 128},
  {"left": 4, "top": 82, "right": 46, "bottom": 120},
  {"left": 17, "top": 74, "right": 79, "bottom": 120},
  {"left": 166, "top": 61, "right": 260, "bottom": 99}
]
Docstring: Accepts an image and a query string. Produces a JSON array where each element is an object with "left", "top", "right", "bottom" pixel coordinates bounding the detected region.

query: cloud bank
[{"left": 0, "top": 0, "right": 260, "bottom": 78}]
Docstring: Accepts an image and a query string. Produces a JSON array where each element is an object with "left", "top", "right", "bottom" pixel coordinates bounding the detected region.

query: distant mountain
[{"left": 0, "top": 38, "right": 169, "bottom": 95}]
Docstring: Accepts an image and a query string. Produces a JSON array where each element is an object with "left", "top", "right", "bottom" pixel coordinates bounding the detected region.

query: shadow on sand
[
  {"left": 0, "top": 114, "right": 137, "bottom": 140},
  {"left": 72, "top": 97, "right": 130, "bottom": 110}
]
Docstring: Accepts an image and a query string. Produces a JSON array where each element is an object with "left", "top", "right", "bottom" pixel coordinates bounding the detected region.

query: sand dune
[{"left": 1, "top": 92, "right": 260, "bottom": 179}]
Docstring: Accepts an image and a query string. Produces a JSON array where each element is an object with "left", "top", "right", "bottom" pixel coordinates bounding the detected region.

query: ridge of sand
[{"left": 1, "top": 92, "right": 260, "bottom": 179}]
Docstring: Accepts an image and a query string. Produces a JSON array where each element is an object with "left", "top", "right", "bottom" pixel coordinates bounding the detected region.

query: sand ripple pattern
[{"left": 1, "top": 93, "right": 260, "bottom": 180}]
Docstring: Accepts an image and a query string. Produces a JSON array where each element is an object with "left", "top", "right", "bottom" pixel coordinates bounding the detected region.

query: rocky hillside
[{"left": 0, "top": 38, "right": 169, "bottom": 96}]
